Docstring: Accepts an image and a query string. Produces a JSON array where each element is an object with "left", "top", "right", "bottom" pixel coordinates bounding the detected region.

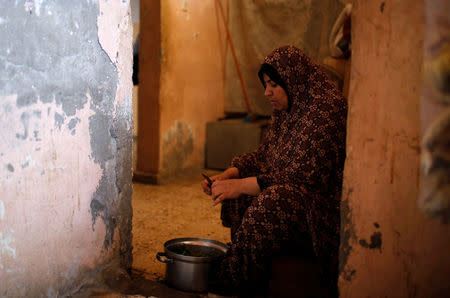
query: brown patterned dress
[{"left": 218, "top": 46, "right": 347, "bottom": 291}]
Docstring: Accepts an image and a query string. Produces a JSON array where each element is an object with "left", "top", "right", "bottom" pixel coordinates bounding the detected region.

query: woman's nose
[{"left": 264, "top": 87, "right": 272, "bottom": 97}]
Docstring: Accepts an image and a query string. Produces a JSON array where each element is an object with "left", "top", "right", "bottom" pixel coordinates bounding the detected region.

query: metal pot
[{"left": 156, "top": 237, "right": 228, "bottom": 292}]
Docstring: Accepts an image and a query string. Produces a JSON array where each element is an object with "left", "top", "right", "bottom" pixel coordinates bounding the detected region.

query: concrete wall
[
  {"left": 0, "top": 1, "right": 133, "bottom": 296},
  {"left": 137, "top": 0, "right": 228, "bottom": 182},
  {"left": 131, "top": 0, "right": 139, "bottom": 173},
  {"left": 339, "top": 1, "right": 450, "bottom": 297},
  {"left": 135, "top": 0, "right": 161, "bottom": 182}
]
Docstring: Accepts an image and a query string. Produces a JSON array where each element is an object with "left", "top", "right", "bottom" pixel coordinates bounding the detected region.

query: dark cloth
[
  {"left": 219, "top": 46, "right": 347, "bottom": 292},
  {"left": 132, "top": 35, "right": 139, "bottom": 85}
]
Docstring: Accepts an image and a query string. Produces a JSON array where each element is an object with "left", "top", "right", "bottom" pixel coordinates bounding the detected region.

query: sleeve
[{"left": 256, "top": 176, "right": 269, "bottom": 190}]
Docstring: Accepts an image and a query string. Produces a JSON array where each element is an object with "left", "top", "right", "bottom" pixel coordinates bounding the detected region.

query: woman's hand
[
  {"left": 211, "top": 179, "right": 243, "bottom": 206},
  {"left": 211, "top": 177, "right": 261, "bottom": 206},
  {"left": 201, "top": 177, "right": 213, "bottom": 195},
  {"left": 212, "top": 167, "right": 239, "bottom": 181},
  {"left": 201, "top": 167, "right": 239, "bottom": 195}
]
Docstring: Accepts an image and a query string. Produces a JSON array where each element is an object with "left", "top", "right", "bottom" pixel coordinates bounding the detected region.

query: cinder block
[{"left": 206, "top": 119, "right": 269, "bottom": 170}]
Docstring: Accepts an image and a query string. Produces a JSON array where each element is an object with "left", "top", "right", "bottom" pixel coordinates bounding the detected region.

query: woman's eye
[{"left": 271, "top": 83, "right": 277, "bottom": 88}]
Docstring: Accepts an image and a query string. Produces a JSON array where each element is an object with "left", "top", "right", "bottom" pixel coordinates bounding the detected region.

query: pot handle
[{"left": 156, "top": 252, "right": 173, "bottom": 264}]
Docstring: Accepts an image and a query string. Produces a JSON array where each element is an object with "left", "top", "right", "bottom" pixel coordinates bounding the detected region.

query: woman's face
[{"left": 263, "top": 73, "right": 289, "bottom": 111}]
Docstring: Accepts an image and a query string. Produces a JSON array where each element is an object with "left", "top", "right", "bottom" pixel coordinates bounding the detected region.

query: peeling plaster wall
[
  {"left": 339, "top": 1, "right": 450, "bottom": 297},
  {"left": 0, "top": 0, "right": 133, "bottom": 296},
  {"left": 152, "top": 0, "right": 227, "bottom": 180}
]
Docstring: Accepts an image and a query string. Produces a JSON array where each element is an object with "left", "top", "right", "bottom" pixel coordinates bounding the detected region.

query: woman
[{"left": 202, "top": 45, "right": 347, "bottom": 295}]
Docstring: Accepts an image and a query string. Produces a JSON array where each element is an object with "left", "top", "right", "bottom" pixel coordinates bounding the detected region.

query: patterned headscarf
[
  {"left": 263, "top": 45, "right": 344, "bottom": 120},
  {"left": 250, "top": 45, "right": 347, "bottom": 194}
]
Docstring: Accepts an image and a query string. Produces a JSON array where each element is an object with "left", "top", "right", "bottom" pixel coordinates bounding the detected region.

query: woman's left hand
[{"left": 211, "top": 179, "right": 243, "bottom": 206}]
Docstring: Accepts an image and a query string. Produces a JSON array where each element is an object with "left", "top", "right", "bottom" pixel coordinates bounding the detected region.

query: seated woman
[{"left": 201, "top": 45, "right": 347, "bottom": 296}]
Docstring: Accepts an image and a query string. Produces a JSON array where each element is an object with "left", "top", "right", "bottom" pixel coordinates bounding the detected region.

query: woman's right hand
[
  {"left": 201, "top": 178, "right": 213, "bottom": 195},
  {"left": 201, "top": 173, "right": 228, "bottom": 196}
]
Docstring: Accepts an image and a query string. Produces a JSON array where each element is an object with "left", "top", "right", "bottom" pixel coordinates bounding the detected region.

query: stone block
[{"left": 205, "top": 119, "right": 269, "bottom": 169}]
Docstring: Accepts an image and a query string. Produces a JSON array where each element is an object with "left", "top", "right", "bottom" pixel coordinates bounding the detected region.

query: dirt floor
[
  {"left": 74, "top": 169, "right": 324, "bottom": 297},
  {"left": 74, "top": 169, "right": 231, "bottom": 297},
  {"left": 132, "top": 169, "right": 230, "bottom": 282}
]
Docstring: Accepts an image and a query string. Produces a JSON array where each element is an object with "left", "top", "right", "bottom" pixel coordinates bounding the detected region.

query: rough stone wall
[
  {"left": 0, "top": 0, "right": 133, "bottom": 296},
  {"left": 339, "top": 1, "right": 450, "bottom": 297}
]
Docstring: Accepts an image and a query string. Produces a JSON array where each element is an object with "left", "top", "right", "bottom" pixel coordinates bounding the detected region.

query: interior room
[{"left": 1, "top": 0, "right": 449, "bottom": 297}]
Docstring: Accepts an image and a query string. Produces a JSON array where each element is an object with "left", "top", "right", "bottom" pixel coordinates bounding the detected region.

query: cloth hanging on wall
[
  {"left": 329, "top": 4, "right": 352, "bottom": 59},
  {"left": 224, "top": 0, "right": 344, "bottom": 116}
]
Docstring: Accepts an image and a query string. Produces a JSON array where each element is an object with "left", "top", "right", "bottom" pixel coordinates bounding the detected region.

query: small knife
[{"left": 202, "top": 173, "right": 213, "bottom": 187}]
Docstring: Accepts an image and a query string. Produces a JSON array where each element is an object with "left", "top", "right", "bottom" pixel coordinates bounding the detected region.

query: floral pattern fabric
[{"left": 219, "top": 45, "right": 347, "bottom": 290}]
